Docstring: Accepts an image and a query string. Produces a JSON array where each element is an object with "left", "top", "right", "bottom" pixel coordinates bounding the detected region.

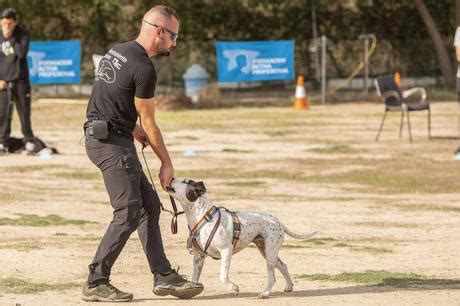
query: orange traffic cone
[
  {"left": 394, "top": 72, "right": 401, "bottom": 88},
  {"left": 293, "top": 75, "right": 308, "bottom": 110}
]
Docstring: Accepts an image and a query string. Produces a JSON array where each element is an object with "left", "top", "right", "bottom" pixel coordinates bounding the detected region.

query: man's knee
[
  {"left": 143, "top": 189, "right": 162, "bottom": 217},
  {"left": 113, "top": 205, "right": 141, "bottom": 232}
]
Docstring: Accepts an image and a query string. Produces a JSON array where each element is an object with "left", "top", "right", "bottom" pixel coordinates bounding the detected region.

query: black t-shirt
[
  {"left": 86, "top": 40, "right": 156, "bottom": 134},
  {"left": 0, "top": 25, "right": 30, "bottom": 81}
]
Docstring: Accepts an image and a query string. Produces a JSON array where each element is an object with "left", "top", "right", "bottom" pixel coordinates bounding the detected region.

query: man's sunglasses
[{"left": 142, "top": 19, "right": 179, "bottom": 42}]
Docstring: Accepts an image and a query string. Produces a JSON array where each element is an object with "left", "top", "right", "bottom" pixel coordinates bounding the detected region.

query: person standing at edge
[
  {"left": 0, "top": 7, "right": 35, "bottom": 155},
  {"left": 82, "top": 5, "right": 203, "bottom": 302},
  {"left": 454, "top": 26, "right": 460, "bottom": 155}
]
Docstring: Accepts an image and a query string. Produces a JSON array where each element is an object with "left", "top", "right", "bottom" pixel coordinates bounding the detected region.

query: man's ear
[{"left": 194, "top": 181, "right": 206, "bottom": 196}]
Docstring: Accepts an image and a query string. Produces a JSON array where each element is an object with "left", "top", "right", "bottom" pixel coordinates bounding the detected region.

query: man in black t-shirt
[
  {"left": 82, "top": 5, "right": 203, "bottom": 302},
  {"left": 0, "top": 7, "right": 35, "bottom": 155}
]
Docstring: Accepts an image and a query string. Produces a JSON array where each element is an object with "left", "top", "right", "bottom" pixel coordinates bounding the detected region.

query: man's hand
[
  {"left": 132, "top": 124, "right": 149, "bottom": 147},
  {"left": 0, "top": 80, "right": 6, "bottom": 91},
  {"left": 159, "top": 162, "right": 174, "bottom": 191}
]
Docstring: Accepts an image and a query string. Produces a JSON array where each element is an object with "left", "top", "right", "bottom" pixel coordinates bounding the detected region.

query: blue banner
[
  {"left": 216, "top": 40, "right": 295, "bottom": 83},
  {"left": 27, "top": 41, "right": 81, "bottom": 85}
]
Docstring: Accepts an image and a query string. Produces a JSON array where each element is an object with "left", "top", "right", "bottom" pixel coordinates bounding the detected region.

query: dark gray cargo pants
[{"left": 85, "top": 129, "right": 171, "bottom": 286}]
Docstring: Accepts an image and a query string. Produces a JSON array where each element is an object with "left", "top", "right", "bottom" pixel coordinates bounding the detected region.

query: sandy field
[{"left": 0, "top": 99, "right": 460, "bottom": 305}]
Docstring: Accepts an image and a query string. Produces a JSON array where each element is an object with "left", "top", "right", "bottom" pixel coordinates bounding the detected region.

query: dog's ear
[
  {"left": 194, "top": 181, "right": 207, "bottom": 196},
  {"left": 186, "top": 181, "right": 207, "bottom": 202},
  {"left": 186, "top": 189, "right": 199, "bottom": 202}
]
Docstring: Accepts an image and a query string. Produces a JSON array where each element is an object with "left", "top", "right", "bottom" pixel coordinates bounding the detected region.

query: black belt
[{"left": 84, "top": 120, "right": 132, "bottom": 139}]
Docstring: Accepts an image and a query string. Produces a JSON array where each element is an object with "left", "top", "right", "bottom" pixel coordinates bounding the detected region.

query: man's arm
[
  {"left": 134, "top": 96, "right": 173, "bottom": 190},
  {"left": 455, "top": 27, "right": 460, "bottom": 62}
]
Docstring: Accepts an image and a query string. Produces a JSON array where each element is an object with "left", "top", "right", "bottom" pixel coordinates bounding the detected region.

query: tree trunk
[
  {"left": 414, "top": 0, "right": 455, "bottom": 88},
  {"left": 456, "top": 0, "right": 460, "bottom": 26}
]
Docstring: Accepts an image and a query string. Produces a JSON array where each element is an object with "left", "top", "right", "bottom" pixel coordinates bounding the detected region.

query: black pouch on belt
[{"left": 89, "top": 120, "right": 109, "bottom": 140}]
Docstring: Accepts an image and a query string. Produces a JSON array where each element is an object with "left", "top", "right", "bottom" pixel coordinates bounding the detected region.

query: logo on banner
[
  {"left": 223, "top": 49, "right": 260, "bottom": 74},
  {"left": 28, "top": 51, "right": 46, "bottom": 76},
  {"left": 216, "top": 41, "right": 294, "bottom": 82}
]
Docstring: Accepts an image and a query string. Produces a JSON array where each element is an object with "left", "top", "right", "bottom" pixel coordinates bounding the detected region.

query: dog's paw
[
  {"left": 258, "top": 291, "right": 270, "bottom": 299},
  {"left": 231, "top": 284, "right": 239, "bottom": 295},
  {"left": 284, "top": 284, "right": 293, "bottom": 292}
]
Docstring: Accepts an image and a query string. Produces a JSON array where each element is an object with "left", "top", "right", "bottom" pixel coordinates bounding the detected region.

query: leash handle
[{"left": 141, "top": 146, "right": 183, "bottom": 234}]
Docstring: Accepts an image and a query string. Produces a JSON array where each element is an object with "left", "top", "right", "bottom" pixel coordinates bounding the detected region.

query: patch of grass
[
  {"left": 226, "top": 181, "right": 265, "bottom": 188},
  {"left": 349, "top": 246, "right": 393, "bottom": 254},
  {"left": 265, "top": 131, "right": 286, "bottom": 137},
  {"left": 176, "top": 168, "right": 307, "bottom": 182},
  {"left": 222, "top": 148, "right": 254, "bottom": 153},
  {"left": 304, "top": 237, "right": 336, "bottom": 245},
  {"left": 334, "top": 242, "right": 350, "bottom": 248},
  {"left": 353, "top": 221, "right": 421, "bottom": 228},
  {"left": 428, "top": 87, "right": 457, "bottom": 101},
  {"left": 0, "top": 242, "right": 42, "bottom": 251},
  {"left": 308, "top": 145, "right": 362, "bottom": 154},
  {"left": 0, "top": 214, "right": 93, "bottom": 227},
  {"left": 295, "top": 270, "right": 460, "bottom": 288},
  {"left": 53, "top": 170, "right": 100, "bottom": 180},
  {"left": 177, "top": 135, "right": 199, "bottom": 141},
  {"left": 0, "top": 277, "right": 78, "bottom": 294},
  {"left": 81, "top": 235, "right": 101, "bottom": 241},
  {"left": 389, "top": 203, "right": 460, "bottom": 213},
  {"left": 283, "top": 244, "right": 311, "bottom": 249},
  {"left": 0, "top": 164, "right": 64, "bottom": 173},
  {"left": 332, "top": 242, "right": 391, "bottom": 253},
  {"left": 314, "top": 170, "right": 438, "bottom": 193}
]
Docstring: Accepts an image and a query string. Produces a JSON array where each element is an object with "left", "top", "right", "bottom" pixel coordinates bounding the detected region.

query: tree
[{"left": 414, "top": 0, "right": 455, "bottom": 88}]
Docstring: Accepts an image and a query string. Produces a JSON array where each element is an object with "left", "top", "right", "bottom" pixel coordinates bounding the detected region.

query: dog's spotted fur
[{"left": 167, "top": 178, "right": 317, "bottom": 298}]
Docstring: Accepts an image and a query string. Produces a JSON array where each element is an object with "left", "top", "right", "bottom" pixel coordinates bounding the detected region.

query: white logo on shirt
[{"left": 96, "top": 59, "right": 116, "bottom": 83}]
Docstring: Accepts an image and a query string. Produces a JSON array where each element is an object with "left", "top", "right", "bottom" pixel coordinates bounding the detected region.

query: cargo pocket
[{"left": 121, "top": 152, "right": 140, "bottom": 172}]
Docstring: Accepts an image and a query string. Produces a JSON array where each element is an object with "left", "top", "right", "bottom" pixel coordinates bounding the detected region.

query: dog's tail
[{"left": 283, "top": 225, "right": 318, "bottom": 240}]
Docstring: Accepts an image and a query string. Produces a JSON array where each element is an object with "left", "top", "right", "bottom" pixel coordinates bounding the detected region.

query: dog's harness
[
  {"left": 187, "top": 206, "right": 221, "bottom": 258},
  {"left": 187, "top": 206, "right": 242, "bottom": 259},
  {"left": 220, "top": 207, "right": 242, "bottom": 249}
]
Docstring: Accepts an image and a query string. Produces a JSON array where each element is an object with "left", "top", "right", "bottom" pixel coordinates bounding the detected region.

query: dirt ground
[{"left": 1, "top": 99, "right": 460, "bottom": 305}]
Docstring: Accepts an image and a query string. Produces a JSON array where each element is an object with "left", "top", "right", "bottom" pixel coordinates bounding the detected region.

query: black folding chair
[{"left": 375, "top": 75, "right": 431, "bottom": 142}]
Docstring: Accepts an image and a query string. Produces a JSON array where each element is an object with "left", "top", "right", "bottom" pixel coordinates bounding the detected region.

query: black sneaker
[
  {"left": 81, "top": 280, "right": 133, "bottom": 302},
  {"left": 153, "top": 269, "right": 204, "bottom": 299}
]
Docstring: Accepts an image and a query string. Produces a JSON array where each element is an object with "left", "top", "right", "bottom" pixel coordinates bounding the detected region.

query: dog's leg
[
  {"left": 255, "top": 239, "right": 293, "bottom": 293},
  {"left": 258, "top": 257, "right": 276, "bottom": 299},
  {"left": 258, "top": 237, "right": 283, "bottom": 299},
  {"left": 276, "top": 257, "right": 293, "bottom": 292},
  {"left": 191, "top": 254, "right": 205, "bottom": 283},
  {"left": 219, "top": 247, "right": 239, "bottom": 295}
]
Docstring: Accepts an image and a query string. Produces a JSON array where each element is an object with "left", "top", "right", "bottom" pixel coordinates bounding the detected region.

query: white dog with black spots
[{"left": 167, "top": 178, "right": 317, "bottom": 298}]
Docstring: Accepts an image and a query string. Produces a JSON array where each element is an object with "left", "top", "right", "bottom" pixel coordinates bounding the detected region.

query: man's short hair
[
  {"left": 1, "top": 7, "right": 17, "bottom": 20},
  {"left": 151, "top": 5, "right": 179, "bottom": 22}
]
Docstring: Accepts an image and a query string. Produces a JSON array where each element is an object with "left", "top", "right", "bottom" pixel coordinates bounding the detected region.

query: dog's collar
[{"left": 189, "top": 205, "right": 219, "bottom": 237}]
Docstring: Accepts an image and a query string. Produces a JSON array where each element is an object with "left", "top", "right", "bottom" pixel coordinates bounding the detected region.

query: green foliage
[
  {"left": 308, "top": 145, "right": 362, "bottom": 154},
  {"left": 295, "top": 270, "right": 460, "bottom": 288},
  {"left": 0, "top": 277, "right": 78, "bottom": 294},
  {"left": 0, "top": 0, "right": 455, "bottom": 81},
  {"left": 0, "top": 214, "right": 92, "bottom": 227}
]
